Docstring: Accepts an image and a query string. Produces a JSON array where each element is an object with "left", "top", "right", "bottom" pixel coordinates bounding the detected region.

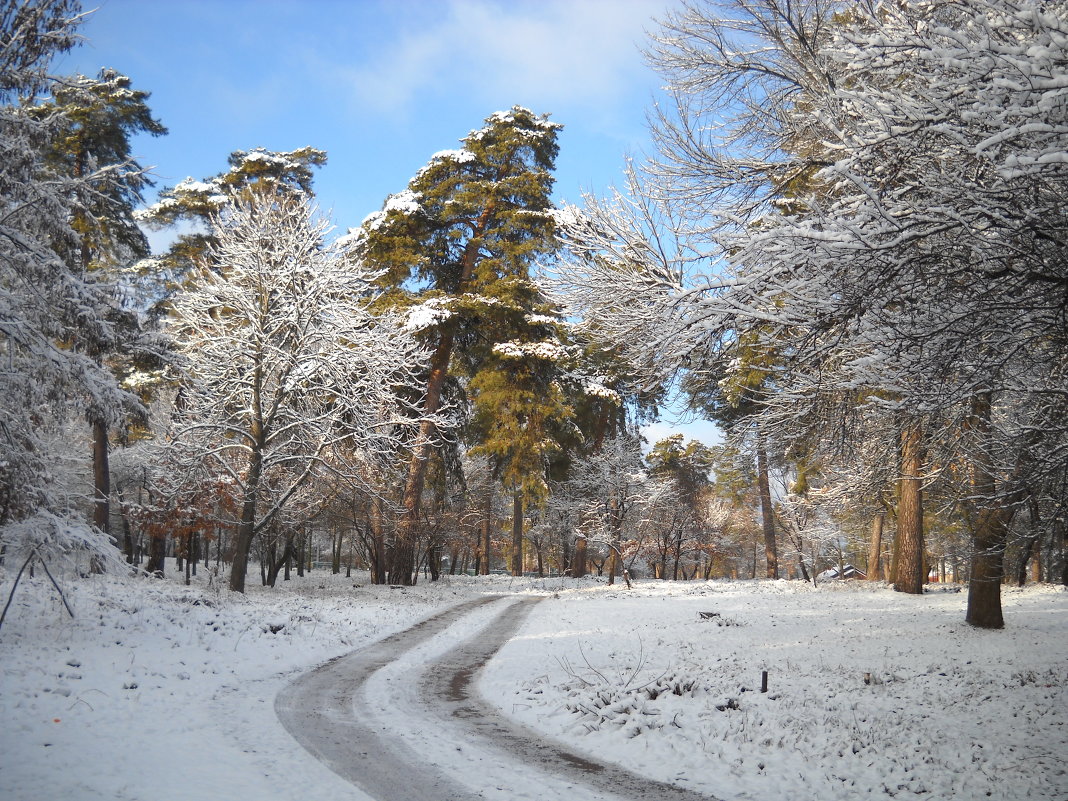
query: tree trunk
[
  {"left": 88, "top": 419, "right": 110, "bottom": 574},
  {"left": 229, "top": 446, "right": 263, "bottom": 594},
  {"left": 1016, "top": 535, "right": 1039, "bottom": 587},
  {"left": 391, "top": 331, "right": 454, "bottom": 585},
  {"left": 370, "top": 496, "right": 385, "bottom": 584},
  {"left": 1016, "top": 496, "right": 1042, "bottom": 587},
  {"left": 92, "top": 419, "right": 110, "bottom": 535},
  {"left": 118, "top": 492, "right": 135, "bottom": 565},
  {"left": 481, "top": 489, "right": 492, "bottom": 576},
  {"left": 332, "top": 523, "right": 342, "bottom": 575},
  {"left": 427, "top": 540, "right": 442, "bottom": 581},
  {"left": 965, "top": 392, "right": 1016, "bottom": 629},
  {"left": 146, "top": 531, "right": 166, "bottom": 577},
  {"left": 672, "top": 526, "right": 683, "bottom": 581},
  {"left": 867, "top": 511, "right": 885, "bottom": 581},
  {"left": 894, "top": 420, "right": 925, "bottom": 594},
  {"left": 1060, "top": 519, "right": 1068, "bottom": 586},
  {"left": 756, "top": 435, "right": 778, "bottom": 579},
  {"left": 510, "top": 491, "right": 523, "bottom": 577},
  {"left": 283, "top": 532, "right": 293, "bottom": 581},
  {"left": 606, "top": 496, "right": 621, "bottom": 585},
  {"left": 267, "top": 536, "right": 295, "bottom": 587},
  {"left": 571, "top": 536, "right": 587, "bottom": 578}
]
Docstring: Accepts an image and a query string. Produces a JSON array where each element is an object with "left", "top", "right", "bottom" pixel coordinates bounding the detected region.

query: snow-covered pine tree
[
  {"left": 467, "top": 292, "right": 573, "bottom": 577},
  {"left": 0, "top": 0, "right": 137, "bottom": 573},
  {"left": 349, "top": 105, "right": 562, "bottom": 585},
  {"left": 137, "top": 145, "right": 327, "bottom": 302},
  {"left": 28, "top": 67, "right": 167, "bottom": 543}
]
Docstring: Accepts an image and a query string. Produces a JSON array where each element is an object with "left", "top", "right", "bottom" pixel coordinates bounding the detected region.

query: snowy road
[{"left": 276, "top": 595, "right": 717, "bottom": 801}]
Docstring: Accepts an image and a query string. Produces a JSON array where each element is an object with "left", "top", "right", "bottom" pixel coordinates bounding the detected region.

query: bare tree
[{"left": 166, "top": 192, "right": 436, "bottom": 592}]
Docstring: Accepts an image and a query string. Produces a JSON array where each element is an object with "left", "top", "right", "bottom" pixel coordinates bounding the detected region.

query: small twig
[
  {"left": 37, "top": 556, "right": 75, "bottom": 619},
  {"left": 0, "top": 552, "right": 37, "bottom": 632},
  {"left": 578, "top": 641, "right": 610, "bottom": 685}
]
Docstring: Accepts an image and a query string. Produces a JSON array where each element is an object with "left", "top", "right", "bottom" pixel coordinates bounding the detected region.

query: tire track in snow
[
  {"left": 277, "top": 594, "right": 717, "bottom": 801},
  {"left": 422, "top": 596, "right": 716, "bottom": 801}
]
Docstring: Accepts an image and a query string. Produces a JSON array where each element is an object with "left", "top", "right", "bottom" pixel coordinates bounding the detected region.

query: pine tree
[
  {"left": 138, "top": 145, "right": 327, "bottom": 300},
  {"left": 351, "top": 105, "right": 562, "bottom": 585},
  {"left": 467, "top": 289, "right": 573, "bottom": 576},
  {"left": 28, "top": 67, "right": 166, "bottom": 541},
  {"left": 0, "top": 0, "right": 132, "bottom": 571}
]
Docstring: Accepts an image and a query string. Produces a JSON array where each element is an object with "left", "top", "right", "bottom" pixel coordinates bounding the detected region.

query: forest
[{"left": 2, "top": 0, "right": 1067, "bottom": 634}]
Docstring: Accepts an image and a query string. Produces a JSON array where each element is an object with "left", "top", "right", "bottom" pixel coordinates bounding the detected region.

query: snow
[
  {"left": 429, "top": 148, "right": 476, "bottom": 165},
  {"left": 360, "top": 189, "right": 424, "bottom": 231},
  {"left": 492, "top": 340, "right": 567, "bottom": 361},
  {"left": 1, "top": 568, "right": 1065, "bottom": 800},
  {"left": 173, "top": 178, "right": 219, "bottom": 195},
  {"left": 404, "top": 297, "right": 454, "bottom": 332},
  {"left": 583, "top": 378, "right": 622, "bottom": 403}
]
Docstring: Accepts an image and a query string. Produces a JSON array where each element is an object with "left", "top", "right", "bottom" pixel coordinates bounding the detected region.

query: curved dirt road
[{"left": 276, "top": 595, "right": 716, "bottom": 801}]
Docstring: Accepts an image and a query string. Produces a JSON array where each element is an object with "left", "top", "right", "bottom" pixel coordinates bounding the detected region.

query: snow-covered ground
[
  {"left": 1, "top": 564, "right": 1064, "bottom": 801},
  {"left": 483, "top": 580, "right": 1068, "bottom": 800}
]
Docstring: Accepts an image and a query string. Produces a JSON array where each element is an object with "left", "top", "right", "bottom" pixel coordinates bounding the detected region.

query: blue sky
[
  {"left": 57, "top": 0, "right": 720, "bottom": 447},
  {"left": 59, "top": 0, "right": 675, "bottom": 233}
]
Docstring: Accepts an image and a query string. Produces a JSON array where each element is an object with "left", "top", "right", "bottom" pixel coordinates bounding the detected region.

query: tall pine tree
[
  {"left": 467, "top": 286, "right": 573, "bottom": 576},
  {"left": 351, "top": 106, "right": 561, "bottom": 585},
  {"left": 29, "top": 67, "right": 166, "bottom": 541}
]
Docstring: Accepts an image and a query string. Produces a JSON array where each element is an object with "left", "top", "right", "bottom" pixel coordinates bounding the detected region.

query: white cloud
[{"left": 343, "top": 0, "right": 670, "bottom": 117}]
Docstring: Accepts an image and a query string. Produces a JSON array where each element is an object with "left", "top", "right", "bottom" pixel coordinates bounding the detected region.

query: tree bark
[
  {"left": 146, "top": 530, "right": 166, "bottom": 577},
  {"left": 1016, "top": 535, "right": 1039, "bottom": 587},
  {"left": 672, "top": 526, "right": 683, "bottom": 581},
  {"left": 284, "top": 532, "right": 294, "bottom": 581},
  {"left": 894, "top": 420, "right": 925, "bottom": 594},
  {"left": 571, "top": 536, "right": 587, "bottom": 578},
  {"left": 370, "top": 495, "right": 385, "bottom": 584},
  {"left": 1015, "top": 496, "right": 1041, "bottom": 587},
  {"left": 867, "top": 510, "right": 885, "bottom": 581},
  {"left": 229, "top": 445, "right": 262, "bottom": 593},
  {"left": 510, "top": 491, "right": 523, "bottom": 577},
  {"left": 88, "top": 419, "right": 111, "bottom": 574},
  {"left": 92, "top": 419, "right": 110, "bottom": 534},
  {"left": 756, "top": 435, "right": 778, "bottom": 579},
  {"left": 266, "top": 534, "right": 295, "bottom": 587},
  {"left": 481, "top": 489, "right": 492, "bottom": 575},
  {"left": 1060, "top": 519, "right": 1068, "bottom": 586},
  {"left": 332, "top": 522, "right": 342, "bottom": 575},
  {"left": 964, "top": 392, "right": 1016, "bottom": 629},
  {"left": 606, "top": 494, "right": 624, "bottom": 585},
  {"left": 428, "top": 540, "right": 442, "bottom": 581}
]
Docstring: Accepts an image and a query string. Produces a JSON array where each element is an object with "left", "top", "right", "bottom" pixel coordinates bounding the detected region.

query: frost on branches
[
  {"left": 555, "top": 0, "right": 1068, "bottom": 625},
  {"left": 166, "top": 193, "right": 435, "bottom": 593},
  {"left": 0, "top": 0, "right": 139, "bottom": 572}
]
